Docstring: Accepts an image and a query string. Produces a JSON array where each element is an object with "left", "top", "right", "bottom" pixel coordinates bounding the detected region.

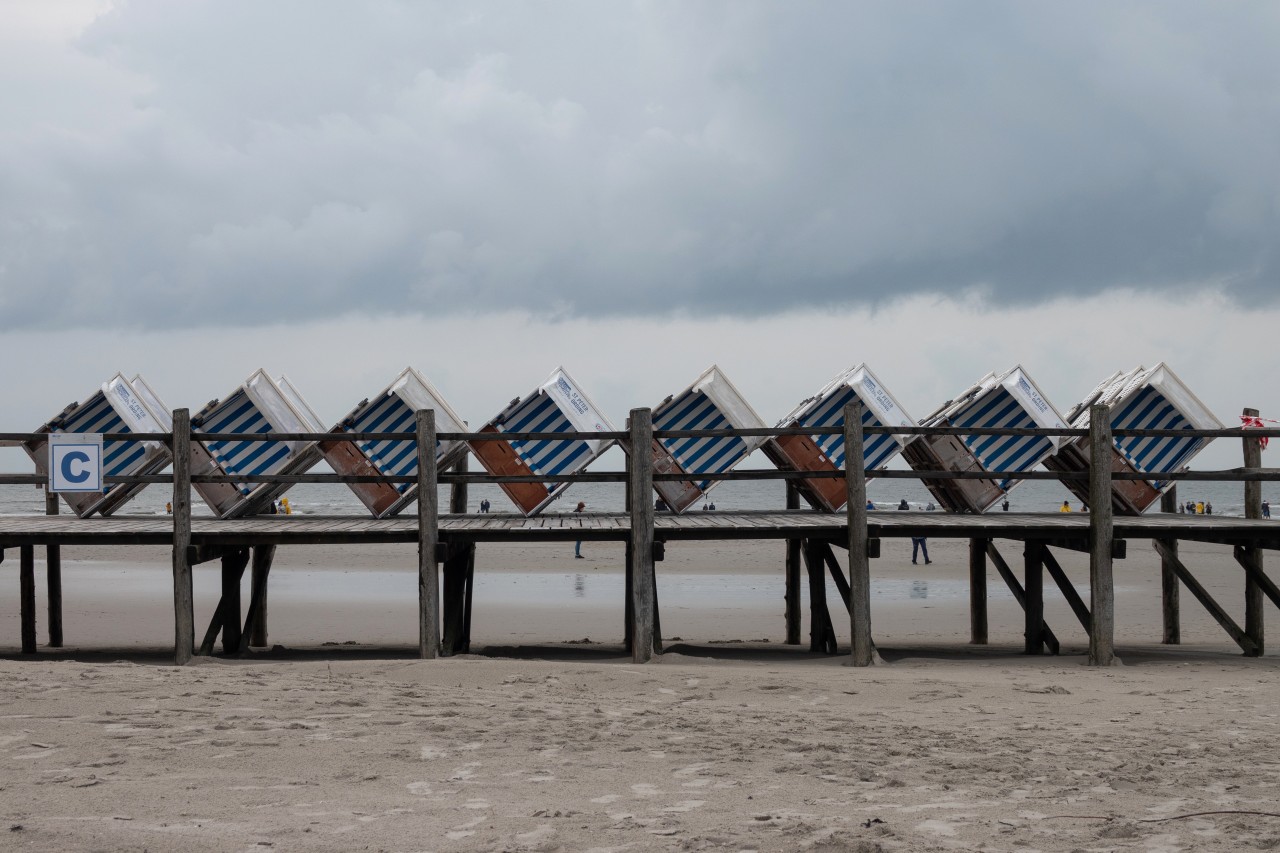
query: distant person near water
[
  {"left": 1060, "top": 501, "right": 1072, "bottom": 512},
  {"left": 1197, "top": 501, "right": 1205, "bottom": 515},
  {"left": 1206, "top": 501, "right": 1213, "bottom": 515},
  {"left": 911, "top": 536, "right": 931, "bottom": 565},
  {"left": 574, "top": 501, "right": 586, "bottom": 558},
  {"left": 897, "top": 499, "right": 909, "bottom": 511},
  {"left": 866, "top": 500, "right": 875, "bottom": 510},
  {"left": 1001, "top": 498, "right": 1010, "bottom": 512},
  {"left": 1263, "top": 500, "right": 1271, "bottom": 519}
]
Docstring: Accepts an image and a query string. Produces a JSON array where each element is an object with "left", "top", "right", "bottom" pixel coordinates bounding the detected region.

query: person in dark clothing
[
  {"left": 911, "top": 536, "right": 931, "bottom": 565},
  {"left": 897, "top": 499, "right": 909, "bottom": 511}
]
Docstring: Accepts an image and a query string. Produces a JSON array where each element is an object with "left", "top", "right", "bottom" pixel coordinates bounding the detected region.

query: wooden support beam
[
  {"left": 843, "top": 402, "right": 874, "bottom": 666},
  {"left": 1041, "top": 547, "right": 1092, "bottom": 634},
  {"left": 1088, "top": 403, "right": 1116, "bottom": 666},
  {"left": 1243, "top": 407, "right": 1265, "bottom": 656},
  {"left": 819, "top": 542, "right": 852, "bottom": 611},
  {"left": 220, "top": 549, "right": 249, "bottom": 655},
  {"left": 803, "top": 539, "right": 838, "bottom": 654},
  {"left": 442, "top": 542, "right": 475, "bottom": 656},
  {"left": 20, "top": 544, "right": 36, "bottom": 654},
  {"left": 171, "top": 408, "right": 194, "bottom": 666},
  {"left": 1152, "top": 539, "right": 1258, "bottom": 654},
  {"left": 417, "top": 409, "right": 440, "bottom": 659},
  {"left": 44, "top": 490, "right": 62, "bottom": 648},
  {"left": 1024, "top": 541, "right": 1045, "bottom": 655},
  {"left": 449, "top": 453, "right": 469, "bottom": 514},
  {"left": 784, "top": 482, "right": 802, "bottom": 645},
  {"left": 243, "top": 545, "right": 275, "bottom": 651},
  {"left": 985, "top": 542, "right": 1060, "bottom": 655},
  {"left": 1234, "top": 546, "right": 1280, "bottom": 611},
  {"left": 627, "top": 407, "right": 656, "bottom": 662},
  {"left": 969, "top": 538, "right": 988, "bottom": 644},
  {"left": 1159, "top": 488, "right": 1180, "bottom": 644}
]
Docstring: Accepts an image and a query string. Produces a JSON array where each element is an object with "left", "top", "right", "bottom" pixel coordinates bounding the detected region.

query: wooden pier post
[
  {"left": 1088, "top": 403, "right": 1116, "bottom": 666},
  {"left": 628, "top": 408, "right": 656, "bottom": 662},
  {"left": 443, "top": 454, "right": 474, "bottom": 656},
  {"left": 417, "top": 409, "right": 440, "bottom": 659},
  {"left": 171, "top": 409, "right": 194, "bottom": 665},
  {"left": 245, "top": 545, "right": 275, "bottom": 650},
  {"left": 1242, "top": 407, "right": 1265, "bottom": 656},
  {"left": 784, "top": 482, "right": 803, "bottom": 645},
  {"left": 843, "top": 402, "right": 874, "bottom": 666},
  {"left": 969, "top": 538, "right": 988, "bottom": 644},
  {"left": 45, "top": 489, "right": 62, "bottom": 648},
  {"left": 804, "top": 540, "right": 837, "bottom": 654},
  {"left": 220, "top": 549, "right": 249, "bottom": 655},
  {"left": 20, "top": 545, "right": 36, "bottom": 654},
  {"left": 1024, "top": 541, "right": 1045, "bottom": 655},
  {"left": 1159, "top": 487, "right": 1180, "bottom": 644}
]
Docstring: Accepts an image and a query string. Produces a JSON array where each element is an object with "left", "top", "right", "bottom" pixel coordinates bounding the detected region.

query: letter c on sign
[{"left": 60, "top": 450, "right": 92, "bottom": 484}]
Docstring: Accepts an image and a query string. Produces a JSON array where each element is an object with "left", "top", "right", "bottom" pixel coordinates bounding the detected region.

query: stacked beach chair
[
  {"left": 763, "top": 365, "right": 917, "bottom": 512},
  {"left": 469, "top": 367, "right": 617, "bottom": 515},
  {"left": 646, "top": 366, "right": 768, "bottom": 513},
  {"left": 318, "top": 368, "right": 469, "bottom": 518},
  {"left": 22, "top": 374, "right": 173, "bottom": 517},
  {"left": 903, "top": 366, "right": 1068, "bottom": 513},
  {"left": 1043, "top": 363, "right": 1223, "bottom": 514},
  {"left": 186, "top": 370, "right": 326, "bottom": 518}
]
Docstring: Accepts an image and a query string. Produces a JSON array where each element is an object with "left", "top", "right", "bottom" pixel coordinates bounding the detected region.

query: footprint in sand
[
  {"left": 590, "top": 794, "right": 620, "bottom": 804},
  {"left": 420, "top": 745, "right": 448, "bottom": 760},
  {"left": 406, "top": 782, "right": 433, "bottom": 796},
  {"left": 662, "top": 800, "right": 705, "bottom": 813},
  {"left": 631, "top": 783, "right": 663, "bottom": 797},
  {"left": 463, "top": 799, "right": 491, "bottom": 810}
]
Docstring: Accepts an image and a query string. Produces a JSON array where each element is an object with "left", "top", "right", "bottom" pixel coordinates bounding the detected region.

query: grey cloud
[{"left": 1, "top": 1, "right": 1277, "bottom": 331}]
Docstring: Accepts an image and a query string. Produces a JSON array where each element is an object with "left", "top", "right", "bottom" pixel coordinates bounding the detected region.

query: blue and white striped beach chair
[
  {"left": 190, "top": 370, "right": 326, "bottom": 518},
  {"left": 647, "top": 366, "right": 767, "bottom": 513},
  {"left": 23, "top": 374, "right": 172, "bottom": 518},
  {"left": 320, "top": 368, "right": 469, "bottom": 518},
  {"left": 1045, "top": 363, "right": 1222, "bottom": 514},
  {"left": 763, "top": 365, "right": 918, "bottom": 512},
  {"left": 903, "top": 366, "right": 1068, "bottom": 513},
  {"left": 469, "top": 367, "right": 617, "bottom": 516}
]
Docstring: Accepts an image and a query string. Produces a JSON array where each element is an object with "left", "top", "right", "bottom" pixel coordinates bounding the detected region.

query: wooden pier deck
[{"left": 1, "top": 509, "right": 1277, "bottom": 547}]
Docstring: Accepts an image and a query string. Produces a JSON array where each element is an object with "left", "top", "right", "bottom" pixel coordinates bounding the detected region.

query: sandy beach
[{"left": 2, "top": 536, "right": 1279, "bottom": 851}]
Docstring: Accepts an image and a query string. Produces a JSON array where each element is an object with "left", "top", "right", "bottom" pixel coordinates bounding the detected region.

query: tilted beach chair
[{"left": 763, "top": 364, "right": 918, "bottom": 512}]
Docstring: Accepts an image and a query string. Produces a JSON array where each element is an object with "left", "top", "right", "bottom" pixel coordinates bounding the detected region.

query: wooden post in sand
[
  {"left": 843, "top": 402, "right": 874, "bottom": 666},
  {"left": 1242, "top": 407, "right": 1265, "bottom": 656},
  {"left": 969, "top": 538, "right": 988, "bottom": 644},
  {"left": 443, "top": 454, "right": 475, "bottom": 656},
  {"left": 1159, "top": 487, "right": 1180, "bottom": 644},
  {"left": 628, "top": 408, "right": 656, "bottom": 663},
  {"left": 417, "top": 409, "right": 440, "bottom": 659},
  {"left": 45, "top": 489, "right": 62, "bottom": 648},
  {"left": 1088, "top": 403, "right": 1116, "bottom": 666},
  {"left": 219, "top": 549, "right": 249, "bottom": 654},
  {"left": 20, "top": 544, "right": 36, "bottom": 654},
  {"left": 245, "top": 545, "right": 275, "bottom": 650},
  {"left": 1023, "top": 541, "right": 1044, "bottom": 655},
  {"left": 784, "top": 482, "right": 803, "bottom": 645},
  {"left": 171, "top": 408, "right": 194, "bottom": 665}
]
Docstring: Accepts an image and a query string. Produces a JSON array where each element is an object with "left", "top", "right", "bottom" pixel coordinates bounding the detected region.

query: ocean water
[{"left": 1, "top": 470, "right": 1275, "bottom": 518}]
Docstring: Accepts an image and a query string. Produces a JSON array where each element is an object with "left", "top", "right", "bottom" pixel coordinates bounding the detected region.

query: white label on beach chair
[{"left": 49, "top": 433, "right": 104, "bottom": 492}]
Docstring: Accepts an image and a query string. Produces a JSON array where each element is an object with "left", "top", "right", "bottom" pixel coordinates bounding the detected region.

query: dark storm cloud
[{"left": 1, "top": 1, "right": 1277, "bottom": 331}]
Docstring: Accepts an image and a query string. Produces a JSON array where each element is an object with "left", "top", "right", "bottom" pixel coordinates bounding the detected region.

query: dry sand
[{"left": 2, "top": 535, "right": 1279, "bottom": 851}]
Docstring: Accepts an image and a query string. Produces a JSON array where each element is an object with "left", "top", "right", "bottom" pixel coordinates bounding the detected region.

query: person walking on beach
[
  {"left": 911, "top": 536, "right": 931, "bottom": 565},
  {"left": 866, "top": 500, "right": 875, "bottom": 510},
  {"left": 1060, "top": 500, "right": 1072, "bottom": 512},
  {"left": 573, "top": 501, "right": 586, "bottom": 558},
  {"left": 1206, "top": 501, "right": 1213, "bottom": 515},
  {"left": 1264, "top": 500, "right": 1271, "bottom": 519},
  {"left": 897, "top": 499, "right": 909, "bottom": 511},
  {"left": 1197, "top": 501, "right": 1205, "bottom": 514}
]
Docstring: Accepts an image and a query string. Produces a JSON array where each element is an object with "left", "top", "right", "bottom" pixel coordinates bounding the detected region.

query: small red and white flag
[{"left": 1241, "top": 415, "right": 1276, "bottom": 451}]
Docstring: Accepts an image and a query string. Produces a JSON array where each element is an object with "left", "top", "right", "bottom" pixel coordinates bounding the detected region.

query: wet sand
[{"left": 1, "top": 536, "right": 1278, "bottom": 851}]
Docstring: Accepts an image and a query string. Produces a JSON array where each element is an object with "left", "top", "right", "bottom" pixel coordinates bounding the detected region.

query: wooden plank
[
  {"left": 243, "top": 545, "right": 275, "bottom": 650},
  {"left": 1243, "top": 407, "right": 1265, "bottom": 656},
  {"left": 804, "top": 539, "right": 837, "bottom": 654},
  {"left": 20, "top": 544, "right": 36, "bottom": 654},
  {"left": 628, "top": 408, "right": 656, "bottom": 662},
  {"left": 418, "top": 410, "right": 440, "bottom": 659},
  {"left": 44, "top": 490, "right": 62, "bottom": 648},
  {"left": 785, "top": 483, "right": 802, "bottom": 645},
  {"left": 969, "top": 538, "right": 988, "bottom": 645},
  {"left": 1025, "top": 541, "right": 1045, "bottom": 655},
  {"left": 220, "top": 549, "right": 249, "bottom": 654},
  {"left": 1041, "top": 547, "right": 1092, "bottom": 634},
  {"left": 1088, "top": 404, "right": 1116, "bottom": 666},
  {"left": 171, "top": 409, "right": 194, "bottom": 665},
  {"left": 843, "top": 402, "right": 874, "bottom": 666},
  {"left": 1159, "top": 487, "right": 1180, "bottom": 644},
  {"left": 985, "top": 542, "right": 1060, "bottom": 655},
  {"left": 1234, "top": 546, "right": 1280, "bottom": 611},
  {"left": 1152, "top": 539, "right": 1257, "bottom": 654}
]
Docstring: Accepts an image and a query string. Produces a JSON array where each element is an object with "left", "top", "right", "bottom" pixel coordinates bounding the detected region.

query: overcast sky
[{"left": 2, "top": 1, "right": 1278, "bottom": 470}]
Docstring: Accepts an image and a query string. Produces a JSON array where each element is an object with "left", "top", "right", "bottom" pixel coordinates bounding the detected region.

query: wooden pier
[{"left": 2, "top": 405, "right": 1278, "bottom": 666}]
